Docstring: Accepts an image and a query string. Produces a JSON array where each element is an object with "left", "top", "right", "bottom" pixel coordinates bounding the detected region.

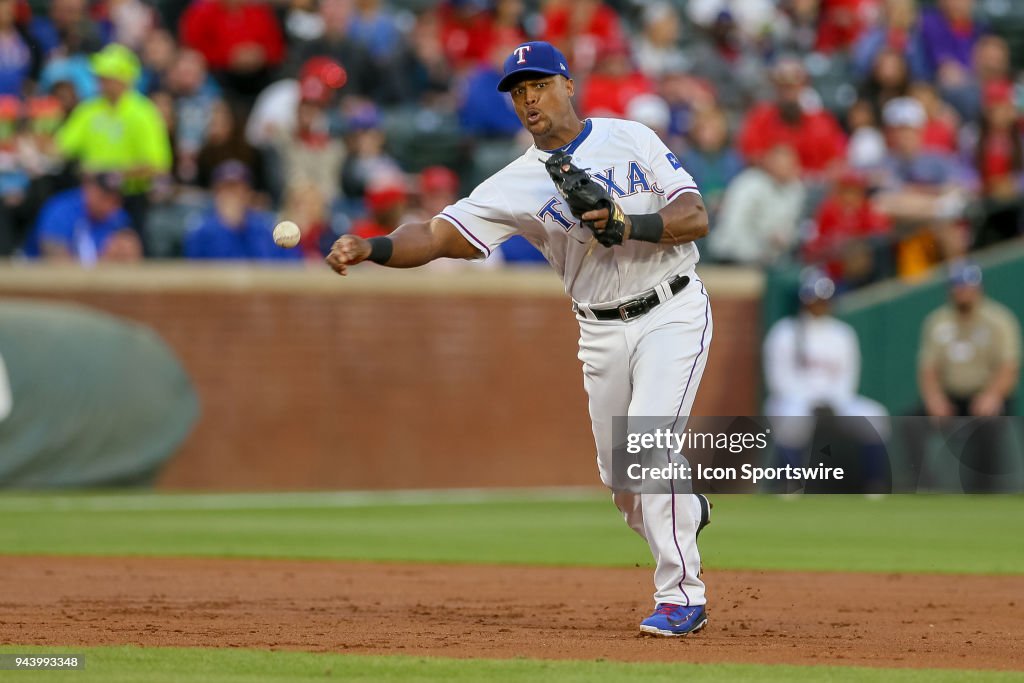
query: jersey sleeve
[
  {"left": 435, "top": 176, "right": 519, "bottom": 259},
  {"left": 643, "top": 125, "right": 701, "bottom": 203}
]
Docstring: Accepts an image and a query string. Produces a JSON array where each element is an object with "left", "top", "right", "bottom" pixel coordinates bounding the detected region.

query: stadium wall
[{"left": 0, "top": 264, "right": 763, "bottom": 490}]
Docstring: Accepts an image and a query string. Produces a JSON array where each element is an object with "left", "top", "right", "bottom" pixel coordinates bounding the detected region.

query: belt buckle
[{"left": 618, "top": 299, "right": 648, "bottom": 321}]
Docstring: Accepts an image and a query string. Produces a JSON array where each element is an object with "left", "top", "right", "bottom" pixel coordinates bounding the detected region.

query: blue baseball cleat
[{"left": 639, "top": 603, "right": 708, "bottom": 637}]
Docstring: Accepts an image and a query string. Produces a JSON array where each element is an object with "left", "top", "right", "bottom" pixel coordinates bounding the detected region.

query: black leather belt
[{"left": 586, "top": 274, "right": 690, "bottom": 321}]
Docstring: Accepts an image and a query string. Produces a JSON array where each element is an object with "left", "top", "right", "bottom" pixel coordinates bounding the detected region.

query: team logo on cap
[{"left": 514, "top": 45, "right": 532, "bottom": 64}]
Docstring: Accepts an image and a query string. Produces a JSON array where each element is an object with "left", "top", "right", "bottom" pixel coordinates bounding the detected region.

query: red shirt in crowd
[
  {"left": 738, "top": 104, "right": 847, "bottom": 173},
  {"left": 815, "top": 0, "right": 878, "bottom": 53},
  {"left": 542, "top": 2, "right": 624, "bottom": 71},
  {"left": 580, "top": 72, "right": 654, "bottom": 117},
  {"left": 804, "top": 190, "right": 889, "bottom": 279},
  {"left": 179, "top": 0, "right": 285, "bottom": 71},
  {"left": 436, "top": 5, "right": 526, "bottom": 71}
]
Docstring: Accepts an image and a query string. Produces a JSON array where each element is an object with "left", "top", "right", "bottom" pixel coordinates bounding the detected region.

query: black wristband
[
  {"left": 366, "top": 237, "right": 393, "bottom": 265},
  {"left": 627, "top": 213, "right": 664, "bottom": 243}
]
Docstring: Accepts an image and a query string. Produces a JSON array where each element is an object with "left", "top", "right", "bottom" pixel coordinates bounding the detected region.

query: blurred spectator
[
  {"left": 40, "top": 57, "right": 96, "bottom": 110},
  {"left": 946, "top": 34, "right": 1013, "bottom": 123},
  {"left": 389, "top": 10, "right": 453, "bottom": 106},
  {"left": 179, "top": 0, "right": 285, "bottom": 98},
  {"left": 918, "top": 0, "right": 984, "bottom": 87},
  {"left": 845, "top": 98, "right": 887, "bottom": 169},
  {"left": 492, "top": 0, "right": 528, "bottom": 45},
  {"left": 737, "top": 58, "right": 847, "bottom": 177},
  {"left": 438, "top": 0, "right": 499, "bottom": 72},
  {"left": 541, "top": 0, "right": 625, "bottom": 75},
  {"left": 859, "top": 47, "right": 911, "bottom": 124},
  {"left": 813, "top": 0, "right": 878, "bottom": 54},
  {"left": 282, "top": 0, "right": 324, "bottom": 43},
  {"left": 678, "top": 106, "right": 743, "bottom": 221},
  {"left": 908, "top": 82, "right": 959, "bottom": 153},
  {"left": 458, "top": 39, "right": 523, "bottom": 138},
  {"left": 271, "top": 77, "right": 346, "bottom": 203},
  {"left": 803, "top": 169, "right": 891, "bottom": 288},
  {"left": 579, "top": 43, "right": 654, "bottom": 118},
  {"left": 972, "top": 81, "right": 1024, "bottom": 248},
  {"left": 412, "top": 165, "right": 458, "bottom": 220},
  {"left": 0, "top": 95, "right": 27, "bottom": 203},
  {"left": 19, "top": 96, "right": 64, "bottom": 179},
  {"left": 166, "top": 50, "right": 221, "bottom": 183},
  {"left": 872, "top": 97, "right": 973, "bottom": 278},
  {"left": 197, "top": 99, "right": 264, "bottom": 191},
  {"left": 708, "top": 143, "right": 805, "bottom": 265},
  {"left": 340, "top": 104, "right": 402, "bottom": 200},
  {"left": 658, "top": 72, "right": 716, "bottom": 149},
  {"left": 774, "top": 0, "right": 822, "bottom": 55},
  {"left": 912, "top": 262, "right": 1021, "bottom": 491},
  {"left": 0, "top": 0, "right": 40, "bottom": 96},
  {"left": 56, "top": 43, "right": 171, "bottom": 236},
  {"left": 853, "top": 0, "right": 927, "bottom": 80},
  {"left": 184, "top": 160, "right": 299, "bottom": 261},
  {"left": 137, "top": 28, "right": 177, "bottom": 93},
  {"left": 350, "top": 175, "right": 408, "bottom": 239},
  {"left": 625, "top": 94, "right": 671, "bottom": 140},
  {"left": 686, "top": 0, "right": 778, "bottom": 43},
  {"left": 348, "top": 0, "right": 403, "bottom": 61},
  {"left": 29, "top": 0, "right": 104, "bottom": 58},
  {"left": 634, "top": 3, "right": 687, "bottom": 80},
  {"left": 99, "top": 0, "right": 157, "bottom": 51},
  {"left": 287, "top": 0, "right": 402, "bottom": 104},
  {"left": 763, "top": 268, "right": 890, "bottom": 492},
  {"left": 246, "top": 57, "right": 347, "bottom": 149},
  {"left": 681, "top": 10, "right": 768, "bottom": 111},
  {"left": 279, "top": 180, "right": 332, "bottom": 260},
  {"left": 29, "top": 171, "right": 140, "bottom": 263}
]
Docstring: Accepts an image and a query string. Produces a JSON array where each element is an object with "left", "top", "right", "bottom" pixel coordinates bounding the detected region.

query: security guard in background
[{"left": 913, "top": 261, "right": 1022, "bottom": 491}]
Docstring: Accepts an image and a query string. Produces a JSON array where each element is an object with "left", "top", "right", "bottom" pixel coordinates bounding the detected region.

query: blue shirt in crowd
[
  {"left": 0, "top": 31, "right": 33, "bottom": 96},
  {"left": 26, "top": 188, "right": 132, "bottom": 262},
  {"left": 184, "top": 208, "right": 302, "bottom": 261},
  {"left": 458, "top": 67, "right": 522, "bottom": 138}
]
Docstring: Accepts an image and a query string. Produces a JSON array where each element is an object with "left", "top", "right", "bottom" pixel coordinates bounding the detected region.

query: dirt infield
[{"left": 1, "top": 556, "right": 1021, "bottom": 671}]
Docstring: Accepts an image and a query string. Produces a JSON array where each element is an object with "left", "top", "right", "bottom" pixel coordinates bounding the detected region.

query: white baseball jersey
[
  {"left": 437, "top": 117, "right": 702, "bottom": 306},
  {"left": 763, "top": 314, "right": 889, "bottom": 446}
]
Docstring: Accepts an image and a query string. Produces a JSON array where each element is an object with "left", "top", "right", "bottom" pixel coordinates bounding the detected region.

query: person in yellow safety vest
[{"left": 56, "top": 43, "right": 171, "bottom": 197}]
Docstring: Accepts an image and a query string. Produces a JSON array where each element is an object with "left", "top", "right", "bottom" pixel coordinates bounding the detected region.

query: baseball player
[
  {"left": 763, "top": 270, "right": 890, "bottom": 490},
  {"left": 327, "top": 41, "right": 713, "bottom": 637}
]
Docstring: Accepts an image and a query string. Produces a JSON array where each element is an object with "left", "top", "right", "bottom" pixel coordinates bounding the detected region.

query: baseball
[{"left": 273, "top": 220, "right": 301, "bottom": 248}]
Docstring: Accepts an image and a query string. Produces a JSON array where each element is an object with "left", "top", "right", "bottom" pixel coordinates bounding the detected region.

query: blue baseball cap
[
  {"left": 497, "top": 41, "right": 572, "bottom": 92},
  {"left": 798, "top": 268, "right": 836, "bottom": 304},
  {"left": 948, "top": 261, "right": 983, "bottom": 288}
]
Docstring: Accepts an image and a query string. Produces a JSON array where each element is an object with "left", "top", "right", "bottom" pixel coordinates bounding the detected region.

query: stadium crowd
[{"left": 0, "top": 0, "right": 1021, "bottom": 286}]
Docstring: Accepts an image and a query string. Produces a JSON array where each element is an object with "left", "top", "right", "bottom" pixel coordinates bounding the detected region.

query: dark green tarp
[{"left": 0, "top": 299, "right": 198, "bottom": 488}]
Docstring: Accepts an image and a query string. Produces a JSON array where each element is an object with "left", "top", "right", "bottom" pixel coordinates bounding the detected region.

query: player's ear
[{"left": 564, "top": 77, "right": 575, "bottom": 98}]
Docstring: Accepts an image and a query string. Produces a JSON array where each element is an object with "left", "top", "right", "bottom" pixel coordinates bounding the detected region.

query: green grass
[
  {"left": 0, "top": 492, "right": 1021, "bottom": 574},
  {"left": 1, "top": 646, "right": 1021, "bottom": 683}
]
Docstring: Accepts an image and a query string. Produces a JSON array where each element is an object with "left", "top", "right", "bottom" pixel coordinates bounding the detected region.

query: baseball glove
[{"left": 544, "top": 152, "right": 627, "bottom": 247}]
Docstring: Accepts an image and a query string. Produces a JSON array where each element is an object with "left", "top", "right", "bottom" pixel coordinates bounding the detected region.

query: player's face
[{"left": 509, "top": 75, "right": 574, "bottom": 137}]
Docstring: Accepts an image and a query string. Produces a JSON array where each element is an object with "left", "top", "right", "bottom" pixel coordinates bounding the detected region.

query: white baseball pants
[{"left": 576, "top": 270, "right": 713, "bottom": 607}]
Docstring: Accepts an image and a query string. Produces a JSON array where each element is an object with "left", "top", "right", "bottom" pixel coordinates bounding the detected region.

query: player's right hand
[{"left": 326, "top": 235, "right": 371, "bottom": 276}]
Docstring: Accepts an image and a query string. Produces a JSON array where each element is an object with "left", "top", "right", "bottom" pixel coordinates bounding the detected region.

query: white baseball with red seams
[{"left": 437, "top": 116, "right": 712, "bottom": 608}]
